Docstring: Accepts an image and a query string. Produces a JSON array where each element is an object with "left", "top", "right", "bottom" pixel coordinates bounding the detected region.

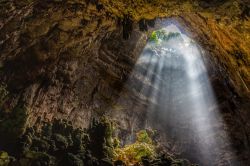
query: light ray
[{"left": 113, "top": 22, "right": 238, "bottom": 165}]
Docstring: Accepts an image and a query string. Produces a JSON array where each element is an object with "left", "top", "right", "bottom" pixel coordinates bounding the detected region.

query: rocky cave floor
[{"left": 0, "top": 118, "right": 197, "bottom": 166}]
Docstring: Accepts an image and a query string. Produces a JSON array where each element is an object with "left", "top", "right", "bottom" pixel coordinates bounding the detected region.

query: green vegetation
[
  {"left": 113, "top": 129, "right": 196, "bottom": 165},
  {"left": 114, "top": 130, "right": 156, "bottom": 165},
  {"left": 136, "top": 130, "right": 153, "bottom": 144},
  {"left": 0, "top": 151, "right": 10, "bottom": 166},
  {"left": 149, "top": 30, "right": 181, "bottom": 43},
  {"left": 150, "top": 31, "right": 158, "bottom": 42}
]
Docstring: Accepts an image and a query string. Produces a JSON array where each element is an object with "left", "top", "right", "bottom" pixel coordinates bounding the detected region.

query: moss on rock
[{"left": 0, "top": 151, "right": 10, "bottom": 166}]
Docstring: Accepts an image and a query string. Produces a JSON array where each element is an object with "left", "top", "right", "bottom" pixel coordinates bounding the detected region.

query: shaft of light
[{"left": 118, "top": 23, "right": 237, "bottom": 165}]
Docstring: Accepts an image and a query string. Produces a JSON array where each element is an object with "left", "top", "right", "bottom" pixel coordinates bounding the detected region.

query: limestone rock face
[{"left": 0, "top": 0, "right": 250, "bottom": 165}]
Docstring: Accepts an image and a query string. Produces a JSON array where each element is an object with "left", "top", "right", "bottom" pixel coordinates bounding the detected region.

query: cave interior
[{"left": 0, "top": 0, "right": 250, "bottom": 166}]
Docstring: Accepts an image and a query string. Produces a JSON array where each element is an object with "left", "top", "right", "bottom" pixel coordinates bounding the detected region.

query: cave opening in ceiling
[{"left": 117, "top": 23, "right": 239, "bottom": 165}]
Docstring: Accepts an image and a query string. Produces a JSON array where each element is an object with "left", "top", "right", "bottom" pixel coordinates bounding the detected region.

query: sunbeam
[{"left": 120, "top": 23, "right": 238, "bottom": 165}]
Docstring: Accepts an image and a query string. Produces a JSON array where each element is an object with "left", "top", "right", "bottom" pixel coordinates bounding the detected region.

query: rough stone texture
[{"left": 0, "top": 0, "right": 250, "bottom": 165}]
